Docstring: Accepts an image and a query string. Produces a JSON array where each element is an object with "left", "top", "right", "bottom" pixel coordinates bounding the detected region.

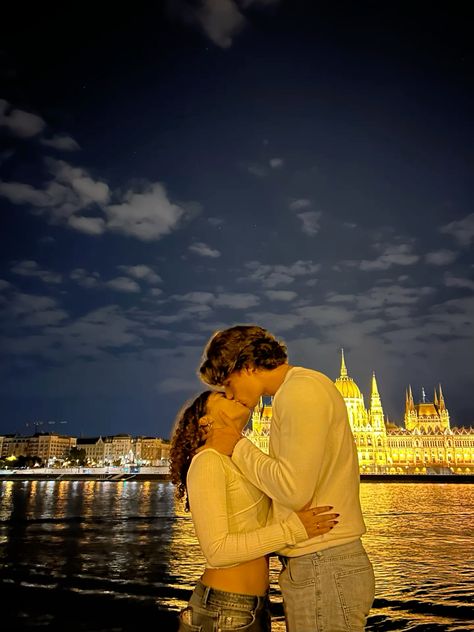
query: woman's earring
[{"left": 199, "top": 416, "right": 213, "bottom": 436}]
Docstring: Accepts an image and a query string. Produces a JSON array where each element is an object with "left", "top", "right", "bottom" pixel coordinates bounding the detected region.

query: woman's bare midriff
[{"left": 201, "top": 555, "right": 269, "bottom": 596}]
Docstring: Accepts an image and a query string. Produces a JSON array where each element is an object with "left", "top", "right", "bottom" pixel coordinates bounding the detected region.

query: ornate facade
[{"left": 245, "top": 351, "right": 474, "bottom": 474}]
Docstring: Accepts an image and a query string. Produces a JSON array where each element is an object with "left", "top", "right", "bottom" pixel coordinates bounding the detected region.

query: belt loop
[{"left": 202, "top": 585, "right": 211, "bottom": 606}]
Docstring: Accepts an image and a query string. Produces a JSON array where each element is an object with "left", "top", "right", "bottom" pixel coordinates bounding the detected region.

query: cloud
[
  {"left": 174, "top": 292, "right": 215, "bottom": 304},
  {"left": 70, "top": 265, "right": 162, "bottom": 296},
  {"left": 208, "top": 217, "right": 225, "bottom": 227},
  {"left": 70, "top": 269, "right": 101, "bottom": 289},
  {"left": 425, "top": 249, "right": 458, "bottom": 265},
  {"left": 289, "top": 199, "right": 311, "bottom": 211},
  {"left": 264, "top": 290, "right": 297, "bottom": 301},
  {"left": 269, "top": 158, "right": 284, "bottom": 168},
  {"left": 68, "top": 215, "right": 106, "bottom": 235},
  {"left": 105, "top": 277, "right": 141, "bottom": 293},
  {"left": 297, "top": 211, "right": 321, "bottom": 236},
  {"left": 326, "top": 284, "right": 435, "bottom": 317},
  {"left": 297, "top": 304, "right": 354, "bottom": 327},
  {"left": 0, "top": 99, "right": 46, "bottom": 138},
  {"left": 2, "top": 292, "right": 68, "bottom": 329},
  {"left": 345, "top": 243, "right": 419, "bottom": 271},
  {"left": 245, "top": 162, "right": 268, "bottom": 177},
  {"left": 326, "top": 293, "right": 356, "bottom": 304},
  {"left": 47, "top": 305, "right": 142, "bottom": 356},
  {"left": 118, "top": 265, "right": 162, "bottom": 284},
  {"left": 214, "top": 292, "right": 260, "bottom": 309},
  {"left": 49, "top": 159, "right": 110, "bottom": 205},
  {"left": 189, "top": 241, "right": 221, "bottom": 258},
  {"left": 356, "top": 284, "right": 434, "bottom": 310},
  {"left": 439, "top": 213, "right": 474, "bottom": 247},
  {"left": 0, "top": 100, "right": 79, "bottom": 150},
  {"left": 444, "top": 272, "right": 474, "bottom": 291},
  {"left": 10, "top": 260, "right": 62, "bottom": 284},
  {"left": 246, "top": 311, "right": 304, "bottom": 332},
  {"left": 0, "top": 160, "right": 109, "bottom": 228},
  {"left": 171, "top": 290, "right": 260, "bottom": 311},
  {"left": 40, "top": 134, "right": 80, "bottom": 151},
  {"left": 106, "top": 183, "right": 188, "bottom": 241},
  {"left": 0, "top": 161, "right": 195, "bottom": 242},
  {"left": 0, "top": 280, "right": 12, "bottom": 291},
  {"left": 244, "top": 260, "right": 321, "bottom": 287},
  {"left": 168, "top": 0, "right": 245, "bottom": 49},
  {"left": 168, "top": 0, "right": 282, "bottom": 49},
  {"left": 0, "top": 181, "right": 54, "bottom": 206},
  {"left": 288, "top": 199, "right": 320, "bottom": 236}
]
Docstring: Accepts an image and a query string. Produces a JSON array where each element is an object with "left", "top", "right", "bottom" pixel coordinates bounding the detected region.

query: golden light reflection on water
[
  {"left": 360, "top": 483, "right": 473, "bottom": 602},
  {"left": 0, "top": 480, "right": 472, "bottom": 631}
]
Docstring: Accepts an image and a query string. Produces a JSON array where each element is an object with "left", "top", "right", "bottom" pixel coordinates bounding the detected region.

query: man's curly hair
[
  {"left": 169, "top": 390, "right": 212, "bottom": 511},
  {"left": 199, "top": 325, "right": 288, "bottom": 386}
]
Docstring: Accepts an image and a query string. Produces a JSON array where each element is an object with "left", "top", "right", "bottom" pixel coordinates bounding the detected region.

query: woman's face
[{"left": 206, "top": 392, "right": 250, "bottom": 432}]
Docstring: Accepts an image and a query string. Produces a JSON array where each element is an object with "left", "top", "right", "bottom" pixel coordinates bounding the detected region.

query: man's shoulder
[
  {"left": 285, "top": 366, "right": 336, "bottom": 390},
  {"left": 277, "top": 367, "right": 343, "bottom": 404}
]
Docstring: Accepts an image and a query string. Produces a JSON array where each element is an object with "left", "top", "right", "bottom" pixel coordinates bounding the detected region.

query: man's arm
[
  {"left": 232, "top": 376, "right": 333, "bottom": 511},
  {"left": 188, "top": 450, "right": 313, "bottom": 567}
]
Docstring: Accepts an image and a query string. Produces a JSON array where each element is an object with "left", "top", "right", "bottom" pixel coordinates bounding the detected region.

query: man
[{"left": 199, "top": 325, "right": 375, "bottom": 631}]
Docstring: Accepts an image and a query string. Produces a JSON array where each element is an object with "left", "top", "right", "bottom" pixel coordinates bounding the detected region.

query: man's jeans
[{"left": 279, "top": 539, "right": 375, "bottom": 631}]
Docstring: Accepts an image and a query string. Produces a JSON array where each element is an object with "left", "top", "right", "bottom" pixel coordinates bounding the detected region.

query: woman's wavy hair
[
  {"left": 169, "top": 390, "right": 212, "bottom": 511},
  {"left": 199, "top": 325, "right": 288, "bottom": 386}
]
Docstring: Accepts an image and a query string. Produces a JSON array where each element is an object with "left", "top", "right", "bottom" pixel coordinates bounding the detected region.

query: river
[{"left": 0, "top": 480, "right": 472, "bottom": 631}]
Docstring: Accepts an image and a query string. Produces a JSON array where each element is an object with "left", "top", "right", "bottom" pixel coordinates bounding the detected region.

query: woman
[{"left": 169, "top": 391, "right": 338, "bottom": 631}]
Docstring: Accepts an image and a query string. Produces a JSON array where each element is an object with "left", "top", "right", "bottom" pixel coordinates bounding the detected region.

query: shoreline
[{"left": 0, "top": 472, "right": 472, "bottom": 483}]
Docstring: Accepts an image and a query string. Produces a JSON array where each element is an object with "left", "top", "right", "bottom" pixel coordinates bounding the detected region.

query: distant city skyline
[{"left": 1, "top": 3, "right": 472, "bottom": 438}]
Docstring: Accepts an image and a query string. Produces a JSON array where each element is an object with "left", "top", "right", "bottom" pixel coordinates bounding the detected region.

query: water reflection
[{"left": 0, "top": 480, "right": 472, "bottom": 632}]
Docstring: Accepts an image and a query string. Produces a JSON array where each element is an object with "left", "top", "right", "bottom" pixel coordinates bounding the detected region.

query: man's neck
[{"left": 262, "top": 363, "right": 293, "bottom": 396}]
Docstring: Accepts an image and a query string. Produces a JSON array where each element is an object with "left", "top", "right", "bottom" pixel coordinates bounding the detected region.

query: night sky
[{"left": 1, "top": 1, "right": 472, "bottom": 439}]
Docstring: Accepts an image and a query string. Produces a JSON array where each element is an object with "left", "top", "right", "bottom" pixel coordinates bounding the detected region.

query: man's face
[{"left": 223, "top": 368, "right": 264, "bottom": 409}]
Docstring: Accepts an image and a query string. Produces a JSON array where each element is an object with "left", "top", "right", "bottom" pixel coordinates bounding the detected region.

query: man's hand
[
  {"left": 295, "top": 505, "right": 339, "bottom": 539},
  {"left": 205, "top": 423, "right": 243, "bottom": 456}
]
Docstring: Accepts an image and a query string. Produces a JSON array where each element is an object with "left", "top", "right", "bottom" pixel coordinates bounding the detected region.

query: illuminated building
[
  {"left": 0, "top": 433, "right": 76, "bottom": 463},
  {"left": 245, "top": 351, "right": 474, "bottom": 474},
  {"left": 0, "top": 433, "right": 170, "bottom": 468},
  {"left": 77, "top": 435, "right": 169, "bottom": 466}
]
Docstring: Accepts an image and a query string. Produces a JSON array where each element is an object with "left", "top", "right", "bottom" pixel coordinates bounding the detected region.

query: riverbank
[
  {"left": 360, "top": 473, "right": 474, "bottom": 483},
  {"left": 1, "top": 470, "right": 473, "bottom": 482},
  {"left": 0, "top": 466, "right": 170, "bottom": 482}
]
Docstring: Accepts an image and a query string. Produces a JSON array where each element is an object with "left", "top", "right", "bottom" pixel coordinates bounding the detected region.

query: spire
[
  {"left": 340, "top": 348, "right": 348, "bottom": 378},
  {"left": 370, "top": 371, "right": 382, "bottom": 413},
  {"left": 438, "top": 384, "right": 446, "bottom": 411},
  {"left": 434, "top": 388, "right": 439, "bottom": 407},
  {"left": 408, "top": 385, "right": 415, "bottom": 411},
  {"left": 371, "top": 371, "right": 380, "bottom": 398},
  {"left": 421, "top": 386, "right": 426, "bottom": 403},
  {"left": 369, "top": 370, "right": 384, "bottom": 430}
]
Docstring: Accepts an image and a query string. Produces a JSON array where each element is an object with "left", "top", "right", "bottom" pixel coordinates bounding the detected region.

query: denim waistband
[
  {"left": 279, "top": 538, "right": 363, "bottom": 566},
  {"left": 194, "top": 581, "right": 268, "bottom": 610}
]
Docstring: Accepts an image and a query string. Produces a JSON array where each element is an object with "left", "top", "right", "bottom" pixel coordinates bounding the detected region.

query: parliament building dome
[{"left": 334, "top": 350, "right": 363, "bottom": 400}]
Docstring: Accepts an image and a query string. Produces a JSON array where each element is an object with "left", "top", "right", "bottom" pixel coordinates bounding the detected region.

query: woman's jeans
[
  {"left": 279, "top": 539, "right": 375, "bottom": 631},
  {"left": 178, "top": 581, "right": 271, "bottom": 631}
]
